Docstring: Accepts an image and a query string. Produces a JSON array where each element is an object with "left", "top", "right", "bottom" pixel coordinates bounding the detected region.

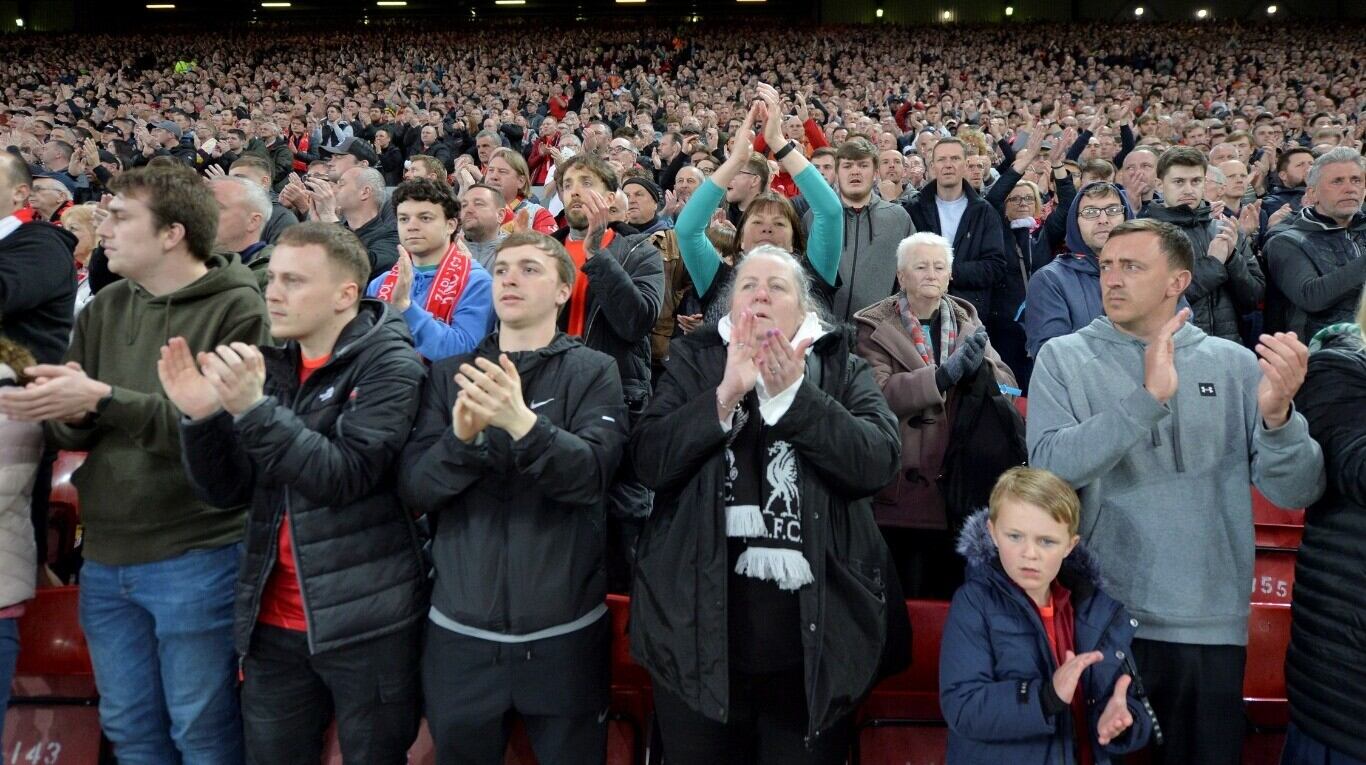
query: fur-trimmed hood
[{"left": 955, "top": 508, "right": 1108, "bottom": 593}]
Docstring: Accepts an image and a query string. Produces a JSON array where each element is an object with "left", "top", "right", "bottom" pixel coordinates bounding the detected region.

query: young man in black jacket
[
  {"left": 400, "top": 230, "right": 627, "bottom": 765},
  {"left": 163, "top": 222, "right": 428, "bottom": 764}
]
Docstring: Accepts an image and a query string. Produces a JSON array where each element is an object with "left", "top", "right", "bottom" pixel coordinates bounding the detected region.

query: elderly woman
[
  {"left": 854, "top": 232, "right": 1017, "bottom": 599},
  {"left": 631, "top": 245, "right": 902, "bottom": 764}
]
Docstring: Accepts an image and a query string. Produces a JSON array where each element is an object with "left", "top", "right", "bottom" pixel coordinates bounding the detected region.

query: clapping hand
[
  {"left": 454, "top": 355, "right": 536, "bottom": 441},
  {"left": 717, "top": 309, "right": 761, "bottom": 418},
  {"left": 1096, "top": 675, "right": 1136, "bottom": 746},
  {"left": 1255, "top": 332, "right": 1307, "bottom": 429},
  {"left": 1052, "top": 650, "right": 1104, "bottom": 705},
  {"left": 753, "top": 327, "right": 814, "bottom": 394},
  {"left": 157, "top": 337, "right": 222, "bottom": 420},
  {"left": 1143, "top": 308, "right": 1190, "bottom": 404},
  {"left": 197, "top": 343, "right": 267, "bottom": 417}
]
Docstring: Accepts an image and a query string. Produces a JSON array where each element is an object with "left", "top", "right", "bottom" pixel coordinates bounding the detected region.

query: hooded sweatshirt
[
  {"left": 1027, "top": 316, "right": 1325, "bottom": 645},
  {"left": 46, "top": 253, "right": 272, "bottom": 565},
  {"left": 824, "top": 197, "right": 916, "bottom": 324},
  {"left": 1023, "top": 186, "right": 1135, "bottom": 358}
]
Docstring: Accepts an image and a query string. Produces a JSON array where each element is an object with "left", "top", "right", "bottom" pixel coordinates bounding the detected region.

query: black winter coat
[
  {"left": 1287, "top": 332, "right": 1366, "bottom": 761},
  {"left": 0, "top": 220, "right": 77, "bottom": 364},
  {"left": 1140, "top": 202, "right": 1265, "bottom": 342},
  {"left": 181, "top": 301, "right": 428, "bottom": 656},
  {"left": 908, "top": 182, "right": 1008, "bottom": 320},
  {"left": 1264, "top": 208, "right": 1366, "bottom": 339},
  {"left": 399, "top": 333, "right": 628, "bottom": 634},
  {"left": 553, "top": 223, "right": 663, "bottom": 404},
  {"left": 630, "top": 327, "right": 903, "bottom": 740}
]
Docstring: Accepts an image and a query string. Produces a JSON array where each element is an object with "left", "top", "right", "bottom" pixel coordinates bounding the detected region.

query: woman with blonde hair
[{"left": 486, "top": 146, "right": 557, "bottom": 235}]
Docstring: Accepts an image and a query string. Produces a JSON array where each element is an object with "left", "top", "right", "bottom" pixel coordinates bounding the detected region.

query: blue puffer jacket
[{"left": 940, "top": 510, "right": 1157, "bottom": 765}]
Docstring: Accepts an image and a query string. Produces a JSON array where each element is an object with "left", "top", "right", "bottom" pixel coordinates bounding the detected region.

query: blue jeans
[
  {"left": 0, "top": 617, "right": 19, "bottom": 741},
  {"left": 79, "top": 544, "right": 244, "bottom": 765}
]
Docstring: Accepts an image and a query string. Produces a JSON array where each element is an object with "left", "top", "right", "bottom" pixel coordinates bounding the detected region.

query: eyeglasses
[
  {"left": 1006, "top": 195, "right": 1035, "bottom": 205},
  {"left": 1078, "top": 205, "right": 1127, "bottom": 220}
]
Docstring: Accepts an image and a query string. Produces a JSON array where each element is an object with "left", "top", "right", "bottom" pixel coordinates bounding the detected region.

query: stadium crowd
[{"left": 0, "top": 17, "right": 1363, "bottom": 765}]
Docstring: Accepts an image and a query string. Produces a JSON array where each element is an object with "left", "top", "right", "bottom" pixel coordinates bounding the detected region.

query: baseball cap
[
  {"left": 153, "top": 120, "right": 182, "bottom": 139},
  {"left": 322, "top": 137, "right": 380, "bottom": 166}
]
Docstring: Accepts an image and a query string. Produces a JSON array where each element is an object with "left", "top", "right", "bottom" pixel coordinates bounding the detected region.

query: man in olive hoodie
[
  {"left": 1027, "top": 219, "right": 1324, "bottom": 765},
  {"left": 0, "top": 164, "right": 270, "bottom": 764}
]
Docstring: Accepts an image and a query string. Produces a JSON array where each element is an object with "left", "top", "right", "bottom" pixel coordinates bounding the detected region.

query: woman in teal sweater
[{"left": 675, "top": 84, "right": 843, "bottom": 323}]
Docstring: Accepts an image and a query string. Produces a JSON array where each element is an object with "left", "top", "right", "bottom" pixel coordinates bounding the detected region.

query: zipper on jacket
[
  {"left": 247, "top": 361, "right": 331, "bottom": 653},
  {"left": 286, "top": 492, "right": 318, "bottom": 654}
]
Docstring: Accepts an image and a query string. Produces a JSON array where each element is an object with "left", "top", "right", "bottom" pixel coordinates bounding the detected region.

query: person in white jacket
[{"left": 0, "top": 335, "right": 41, "bottom": 740}]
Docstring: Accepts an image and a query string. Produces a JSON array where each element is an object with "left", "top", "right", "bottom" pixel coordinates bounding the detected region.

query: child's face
[{"left": 988, "top": 499, "right": 1079, "bottom": 606}]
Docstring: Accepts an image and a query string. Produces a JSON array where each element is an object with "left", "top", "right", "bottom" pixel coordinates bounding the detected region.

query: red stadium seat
[
  {"left": 850, "top": 600, "right": 950, "bottom": 764},
  {"left": 3, "top": 585, "right": 105, "bottom": 764},
  {"left": 1252, "top": 488, "right": 1304, "bottom": 550},
  {"left": 1251, "top": 548, "right": 1296, "bottom": 606},
  {"left": 1243, "top": 603, "right": 1292, "bottom": 731},
  {"left": 49, "top": 451, "right": 84, "bottom": 511},
  {"left": 46, "top": 451, "right": 87, "bottom": 580}
]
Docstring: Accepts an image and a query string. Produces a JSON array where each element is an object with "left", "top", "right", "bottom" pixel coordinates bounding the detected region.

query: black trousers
[
  {"left": 422, "top": 615, "right": 610, "bottom": 765},
  {"left": 653, "top": 668, "right": 852, "bottom": 765},
  {"left": 241, "top": 623, "right": 422, "bottom": 765},
  {"left": 1131, "top": 639, "right": 1246, "bottom": 765}
]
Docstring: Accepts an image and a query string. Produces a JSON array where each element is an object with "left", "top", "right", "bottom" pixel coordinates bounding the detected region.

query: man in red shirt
[{"left": 164, "top": 222, "right": 428, "bottom": 763}]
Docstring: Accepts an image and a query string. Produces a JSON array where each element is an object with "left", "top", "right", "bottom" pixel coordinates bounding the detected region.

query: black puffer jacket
[
  {"left": 1287, "top": 331, "right": 1366, "bottom": 761},
  {"left": 630, "top": 327, "right": 904, "bottom": 740},
  {"left": 908, "top": 182, "right": 1008, "bottom": 321},
  {"left": 181, "top": 301, "right": 428, "bottom": 656},
  {"left": 553, "top": 223, "right": 663, "bottom": 406},
  {"left": 1140, "top": 201, "right": 1265, "bottom": 342},
  {"left": 1264, "top": 208, "right": 1366, "bottom": 339},
  {"left": 399, "top": 332, "right": 627, "bottom": 635}
]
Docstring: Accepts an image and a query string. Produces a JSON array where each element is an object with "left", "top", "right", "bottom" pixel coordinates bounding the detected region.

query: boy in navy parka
[{"left": 940, "top": 467, "right": 1158, "bottom": 764}]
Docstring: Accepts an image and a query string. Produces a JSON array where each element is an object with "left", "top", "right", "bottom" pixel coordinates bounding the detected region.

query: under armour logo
[
  {"left": 1198, "top": 383, "right": 1217, "bottom": 397},
  {"left": 318, "top": 386, "right": 336, "bottom": 402}
]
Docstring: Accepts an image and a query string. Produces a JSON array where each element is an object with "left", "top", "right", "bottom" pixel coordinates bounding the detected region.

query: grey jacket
[
  {"left": 810, "top": 198, "right": 915, "bottom": 324},
  {"left": 1026, "top": 316, "right": 1325, "bottom": 646},
  {"left": 463, "top": 233, "right": 507, "bottom": 273}
]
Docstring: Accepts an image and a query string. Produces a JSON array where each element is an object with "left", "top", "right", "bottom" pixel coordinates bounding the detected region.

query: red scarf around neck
[{"left": 376, "top": 241, "right": 472, "bottom": 323}]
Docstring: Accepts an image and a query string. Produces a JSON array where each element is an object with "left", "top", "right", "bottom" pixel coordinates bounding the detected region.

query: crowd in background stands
[{"left": 0, "top": 18, "right": 1363, "bottom": 765}]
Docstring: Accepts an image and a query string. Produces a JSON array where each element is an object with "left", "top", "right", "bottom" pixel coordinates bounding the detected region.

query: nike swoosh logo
[{"left": 530, "top": 398, "right": 554, "bottom": 410}]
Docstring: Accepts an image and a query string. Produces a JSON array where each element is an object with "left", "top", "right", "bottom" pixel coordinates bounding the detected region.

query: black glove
[{"left": 935, "top": 327, "right": 988, "bottom": 392}]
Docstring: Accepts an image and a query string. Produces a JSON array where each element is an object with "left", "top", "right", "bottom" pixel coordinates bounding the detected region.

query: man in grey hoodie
[
  {"left": 814, "top": 139, "right": 915, "bottom": 323},
  {"left": 1026, "top": 218, "right": 1325, "bottom": 765}
]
